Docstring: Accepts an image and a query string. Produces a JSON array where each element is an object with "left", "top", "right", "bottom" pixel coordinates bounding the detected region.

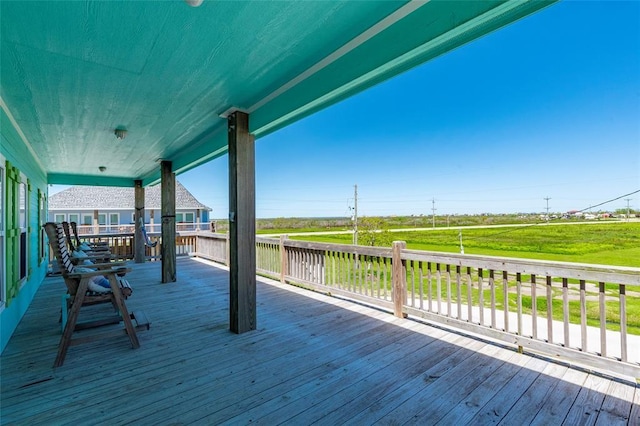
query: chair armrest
[
  {"left": 71, "top": 255, "right": 116, "bottom": 264},
  {"left": 84, "top": 261, "right": 127, "bottom": 269},
  {"left": 68, "top": 266, "right": 131, "bottom": 279}
]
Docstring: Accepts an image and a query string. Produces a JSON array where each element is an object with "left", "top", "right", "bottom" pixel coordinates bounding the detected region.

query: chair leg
[
  {"left": 60, "top": 293, "right": 70, "bottom": 333},
  {"left": 108, "top": 275, "right": 140, "bottom": 349},
  {"left": 54, "top": 281, "right": 87, "bottom": 367}
]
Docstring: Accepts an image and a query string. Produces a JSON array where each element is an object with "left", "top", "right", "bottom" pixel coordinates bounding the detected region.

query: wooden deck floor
[{"left": 2, "top": 257, "right": 639, "bottom": 425}]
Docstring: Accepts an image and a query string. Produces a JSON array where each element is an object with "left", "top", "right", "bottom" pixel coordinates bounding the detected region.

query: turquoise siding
[{"left": 1, "top": 108, "right": 48, "bottom": 353}]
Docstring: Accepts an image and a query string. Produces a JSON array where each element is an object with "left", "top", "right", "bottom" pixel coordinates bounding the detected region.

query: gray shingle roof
[{"left": 49, "top": 181, "right": 211, "bottom": 211}]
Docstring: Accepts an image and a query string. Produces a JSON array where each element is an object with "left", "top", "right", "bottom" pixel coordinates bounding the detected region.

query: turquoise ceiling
[{"left": 0, "top": 0, "right": 555, "bottom": 186}]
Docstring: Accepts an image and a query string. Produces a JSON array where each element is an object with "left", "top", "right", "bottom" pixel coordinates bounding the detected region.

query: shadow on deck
[{"left": 1, "top": 257, "right": 638, "bottom": 424}]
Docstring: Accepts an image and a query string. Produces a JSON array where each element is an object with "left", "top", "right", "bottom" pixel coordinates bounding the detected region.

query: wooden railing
[
  {"left": 51, "top": 231, "right": 199, "bottom": 262},
  {"left": 73, "top": 223, "right": 211, "bottom": 235},
  {"left": 59, "top": 230, "right": 640, "bottom": 377},
  {"left": 193, "top": 233, "right": 640, "bottom": 378}
]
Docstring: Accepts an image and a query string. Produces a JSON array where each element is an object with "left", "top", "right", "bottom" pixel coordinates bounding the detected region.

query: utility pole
[
  {"left": 353, "top": 184, "right": 358, "bottom": 245},
  {"left": 544, "top": 197, "right": 551, "bottom": 223},
  {"left": 625, "top": 198, "right": 632, "bottom": 222},
  {"left": 431, "top": 198, "right": 436, "bottom": 228}
]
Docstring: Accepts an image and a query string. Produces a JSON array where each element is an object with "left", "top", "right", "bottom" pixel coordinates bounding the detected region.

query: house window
[
  {"left": 185, "top": 212, "right": 194, "bottom": 223},
  {"left": 69, "top": 213, "right": 79, "bottom": 224},
  {"left": 18, "top": 178, "right": 27, "bottom": 282},
  {"left": 0, "top": 159, "right": 5, "bottom": 306},
  {"left": 176, "top": 213, "right": 183, "bottom": 223},
  {"left": 82, "top": 214, "right": 92, "bottom": 226},
  {"left": 97, "top": 214, "right": 106, "bottom": 226},
  {"left": 109, "top": 213, "right": 119, "bottom": 225},
  {"left": 39, "top": 191, "right": 46, "bottom": 264},
  {"left": 54, "top": 214, "right": 66, "bottom": 223}
]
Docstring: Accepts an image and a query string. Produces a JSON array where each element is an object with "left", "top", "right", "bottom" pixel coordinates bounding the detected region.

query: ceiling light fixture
[
  {"left": 114, "top": 127, "right": 128, "bottom": 140},
  {"left": 184, "top": 0, "right": 203, "bottom": 7}
]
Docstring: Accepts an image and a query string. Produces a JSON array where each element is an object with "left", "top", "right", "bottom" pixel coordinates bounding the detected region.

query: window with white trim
[
  {"left": 109, "top": 213, "right": 119, "bottom": 225},
  {"left": 0, "top": 158, "right": 5, "bottom": 306},
  {"left": 18, "top": 176, "right": 27, "bottom": 282},
  {"left": 54, "top": 213, "right": 66, "bottom": 223},
  {"left": 39, "top": 190, "right": 46, "bottom": 264},
  {"left": 69, "top": 213, "right": 79, "bottom": 224}
]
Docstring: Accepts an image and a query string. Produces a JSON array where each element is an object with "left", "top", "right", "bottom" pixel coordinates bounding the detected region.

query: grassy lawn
[{"left": 293, "top": 222, "right": 640, "bottom": 267}]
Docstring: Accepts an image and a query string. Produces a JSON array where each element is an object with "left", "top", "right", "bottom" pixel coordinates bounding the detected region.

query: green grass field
[{"left": 292, "top": 222, "right": 640, "bottom": 267}]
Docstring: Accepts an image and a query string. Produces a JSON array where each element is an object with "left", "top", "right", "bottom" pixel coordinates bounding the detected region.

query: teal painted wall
[{"left": 0, "top": 107, "right": 48, "bottom": 353}]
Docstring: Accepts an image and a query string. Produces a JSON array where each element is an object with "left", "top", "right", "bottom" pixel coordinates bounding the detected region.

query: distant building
[{"left": 49, "top": 181, "right": 212, "bottom": 233}]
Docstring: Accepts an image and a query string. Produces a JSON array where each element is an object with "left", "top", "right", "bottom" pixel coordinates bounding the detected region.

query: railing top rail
[
  {"left": 402, "top": 249, "right": 640, "bottom": 285},
  {"left": 282, "top": 239, "right": 393, "bottom": 257},
  {"left": 184, "top": 231, "right": 228, "bottom": 238},
  {"left": 77, "top": 232, "right": 135, "bottom": 238}
]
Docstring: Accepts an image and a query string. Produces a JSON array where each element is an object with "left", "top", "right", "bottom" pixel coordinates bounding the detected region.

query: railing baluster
[
  {"left": 478, "top": 268, "right": 484, "bottom": 326},
  {"left": 446, "top": 265, "right": 452, "bottom": 317},
  {"left": 376, "top": 257, "right": 381, "bottom": 299},
  {"left": 546, "top": 275, "right": 553, "bottom": 344},
  {"left": 531, "top": 274, "right": 537, "bottom": 339},
  {"left": 490, "top": 269, "right": 496, "bottom": 328},
  {"left": 580, "top": 279, "right": 587, "bottom": 352},
  {"left": 517, "top": 272, "right": 523, "bottom": 337},
  {"left": 599, "top": 281, "right": 606, "bottom": 357},
  {"left": 466, "top": 267, "right": 473, "bottom": 323},
  {"left": 358, "top": 254, "right": 363, "bottom": 294},
  {"left": 383, "top": 257, "right": 389, "bottom": 300},
  {"left": 365, "top": 255, "right": 370, "bottom": 296},
  {"left": 419, "top": 261, "right": 424, "bottom": 311},
  {"left": 349, "top": 252, "right": 353, "bottom": 291},
  {"left": 436, "top": 263, "right": 442, "bottom": 315},
  {"left": 410, "top": 260, "right": 416, "bottom": 307},
  {"left": 503, "top": 271, "right": 509, "bottom": 332},
  {"left": 620, "top": 284, "right": 627, "bottom": 362},
  {"left": 337, "top": 251, "right": 343, "bottom": 290},
  {"left": 563, "top": 278, "right": 570, "bottom": 348},
  {"left": 427, "top": 262, "right": 433, "bottom": 313},
  {"left": 456, "top": 265, "right": 462, "bottom": 321}
]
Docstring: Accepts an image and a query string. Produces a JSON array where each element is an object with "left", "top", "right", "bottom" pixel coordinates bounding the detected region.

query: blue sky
[{"left": 54, "top": 1, "right": 640, "bottom": 219}]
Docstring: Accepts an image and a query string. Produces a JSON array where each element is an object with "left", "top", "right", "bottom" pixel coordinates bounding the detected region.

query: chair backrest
[
  {"left": 70, "top": 221, "right": 83, "bottom": 248},
  {"left": 44, "top": 223, "right": 80, "bottom": 294},
  {"left": 61, "top": 221, "right": 77, "bottom": 252}
]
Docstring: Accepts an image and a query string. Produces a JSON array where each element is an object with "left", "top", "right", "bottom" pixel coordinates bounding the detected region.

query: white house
[{"left": 49, "top": 181, "right": 212, "bottom": 233}]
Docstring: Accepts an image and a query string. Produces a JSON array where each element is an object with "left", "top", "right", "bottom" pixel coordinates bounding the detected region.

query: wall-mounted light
[
  {"left": 99, "top": 166, "right": 107, "bottom": 172},
  {"left": 184, "top": 0, "right": 203, "bottom": 7},
  {"left": 114, "top": 127, "right": 128, "bottom": 140}
]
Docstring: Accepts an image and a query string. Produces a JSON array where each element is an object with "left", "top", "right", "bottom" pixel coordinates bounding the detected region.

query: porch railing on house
[
  {"left": 51, "top": 231, "right": 197, "bottom": 261},
  {"left": 73, "top": 222, "right": 211, "bottom": 235},
  {"left": 56, "top": 230, "right": 640, "bottom": 378},
  {"left": 192, "top": 233, "right": 640, "bottom": 379}
]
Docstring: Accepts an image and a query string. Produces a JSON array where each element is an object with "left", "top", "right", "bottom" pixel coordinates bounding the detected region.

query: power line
[
  {"left": 576, "top": 189, "right": 639, "bottom": 213},
  {"left": 465, "top": 189, "right": 640, "bottom": 242}
]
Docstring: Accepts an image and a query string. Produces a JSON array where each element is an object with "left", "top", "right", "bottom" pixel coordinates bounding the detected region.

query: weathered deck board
[{"left": 1, "top": 257, "right": 638, "bottom": 425}]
